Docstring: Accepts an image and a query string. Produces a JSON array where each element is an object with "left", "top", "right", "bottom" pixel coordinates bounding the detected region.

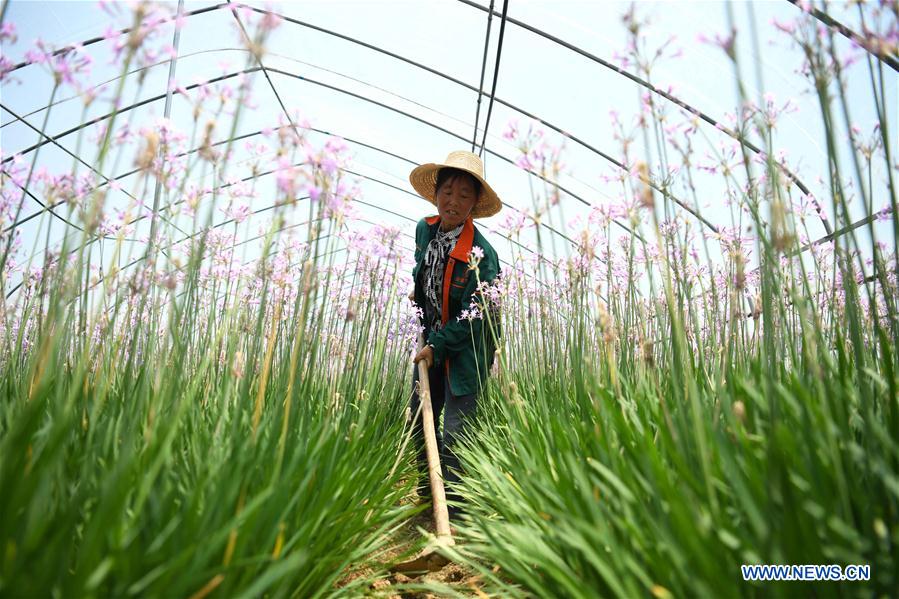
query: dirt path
[{"left": 337, "top": 500, "right": 489, "bottom": 598}]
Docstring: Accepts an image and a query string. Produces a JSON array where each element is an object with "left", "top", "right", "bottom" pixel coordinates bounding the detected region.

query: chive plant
[
  {"left": 444, "top": 4, "right": 898, "bottom": 598},
  {"left": 0, "top": 5, "right": 424, "bottom": 597}
]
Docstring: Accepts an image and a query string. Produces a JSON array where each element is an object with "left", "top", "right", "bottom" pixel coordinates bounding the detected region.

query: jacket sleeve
[
  {"left": 426, "top": 248, "right": 500, "bottom": 363},
  {"left": 413, "top": 220, "right": 425, "bottom": 276}
]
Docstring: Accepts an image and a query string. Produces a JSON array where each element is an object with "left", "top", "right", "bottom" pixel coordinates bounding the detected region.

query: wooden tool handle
[{"left": 416, "top": 334, "right": 453, "bottom": 541}]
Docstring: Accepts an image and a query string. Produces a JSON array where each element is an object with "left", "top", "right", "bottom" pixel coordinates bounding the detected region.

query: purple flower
[
  {"left": 274, "top": 156, "right": 298, "bottom": 197},
  {"left": 502, "top": 120, "right": 519, "bottom": 141},
  {"left": 771, "top": 18, "right": 797, "bottom": 35},
  {"left": 515, "top": 154, "right": 534, "bottom": 171},
  {"left": 24, "top": 38, "right": 49, "bottom": 65},
  {"left": 697, "top": 28, "right": 736, "bottom": 59},
  {"left": 0, "top": 55, "right": 17, "bottom": 84},
  {"left": 228, "top": 203, "right": 251, "bottom": 224},
  {"left": 0, "top": 22, "right": 16, "bottom": 44}
]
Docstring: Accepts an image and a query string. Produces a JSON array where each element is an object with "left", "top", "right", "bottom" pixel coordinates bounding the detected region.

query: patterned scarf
[{"left": 422, "top": 222, "right": 463, "bottom": 332}]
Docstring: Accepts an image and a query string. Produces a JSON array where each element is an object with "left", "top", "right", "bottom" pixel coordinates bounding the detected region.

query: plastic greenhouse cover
[{"left": 0, "top": 0, "right": 895, "bottom": 299}]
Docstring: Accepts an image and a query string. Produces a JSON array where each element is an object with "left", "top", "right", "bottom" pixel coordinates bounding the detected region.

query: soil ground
[{"left": 337, "top": 494, "right": 489, "bottom": 598}]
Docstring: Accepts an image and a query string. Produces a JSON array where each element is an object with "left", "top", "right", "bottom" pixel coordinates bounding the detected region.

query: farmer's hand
[
  {"left": 413, "top": 345, "right": 434, "bottom": 369},
  {"left": 408, "top": 291, "right": 415, "bottom": 302}
]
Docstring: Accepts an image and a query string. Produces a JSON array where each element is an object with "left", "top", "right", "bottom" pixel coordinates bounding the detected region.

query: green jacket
[{"left": 413, "top": 215, "right": 501, "bottom": 396}]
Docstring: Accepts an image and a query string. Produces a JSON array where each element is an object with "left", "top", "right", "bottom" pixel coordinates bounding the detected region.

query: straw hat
[{"left": 409, "top": 150, "right": 502, "bottom": 219}]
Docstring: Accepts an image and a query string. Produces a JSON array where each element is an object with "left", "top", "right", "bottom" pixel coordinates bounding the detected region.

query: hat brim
[{"left": 409, "top": 163, "right": 502, "bottom": 219}]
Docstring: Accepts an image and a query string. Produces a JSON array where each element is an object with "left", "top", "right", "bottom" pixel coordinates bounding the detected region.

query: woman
[{"left": 408, "top": 150, "right": 502, "bottom": 521}]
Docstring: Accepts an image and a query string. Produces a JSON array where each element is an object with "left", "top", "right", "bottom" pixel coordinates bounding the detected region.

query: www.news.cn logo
[{"left": 741, "top": 564, "right": 870, "bottom": 582}]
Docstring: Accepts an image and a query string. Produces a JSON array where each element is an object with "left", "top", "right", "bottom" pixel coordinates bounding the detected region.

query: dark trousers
[{"left": 410, "top": 363, "right": 478, "bottom": 519}]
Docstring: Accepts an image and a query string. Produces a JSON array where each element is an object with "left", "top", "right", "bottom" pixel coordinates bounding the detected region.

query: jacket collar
[{"left": 425, "top": 215, "right": 475, "bottom": 261}]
